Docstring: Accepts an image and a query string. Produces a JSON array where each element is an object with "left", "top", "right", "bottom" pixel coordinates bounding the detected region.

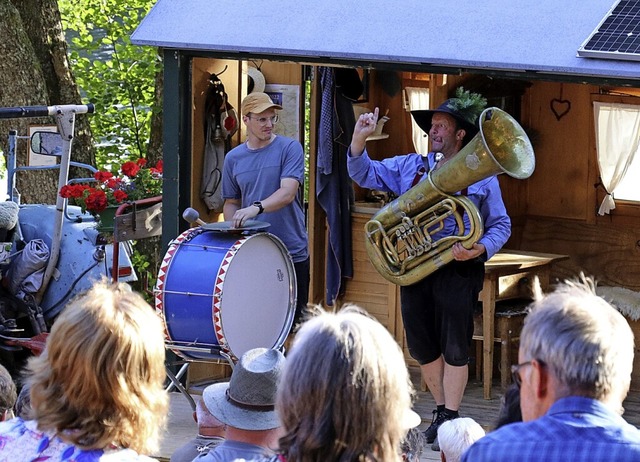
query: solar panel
[{"left": 577, "top": 0, "right": 640, "bottom": 61}]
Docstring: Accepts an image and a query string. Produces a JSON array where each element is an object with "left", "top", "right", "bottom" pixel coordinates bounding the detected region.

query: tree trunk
[
  {"left": 0, "top": 0, "right": 94, "bottom": 204},
  {"left": 148, "top": 66, "right": 164, "bottom": 166}
]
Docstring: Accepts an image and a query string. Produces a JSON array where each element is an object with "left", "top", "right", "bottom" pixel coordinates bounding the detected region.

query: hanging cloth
[{"left": 316, "top": 67, "right": 362, "bottom": 305}]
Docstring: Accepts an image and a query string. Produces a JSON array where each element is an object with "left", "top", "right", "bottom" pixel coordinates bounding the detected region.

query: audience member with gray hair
[
  {"left": 401, "top": 427, "right": 426, "bottom": 461},
  {"left": 14, "top": 381, "right": 31, "bottom": 420},
  {"left": 169, "top": 397, "right": 225, "bottom": 462},
  {"left": 437, "top": 417, "right": 484, "bottom": 462},
  {"left": 196, "top": 347, "right": 285, "bottom": 462},
  {"left": 463, "top": 275, "right": 640, "bottom": 461}
]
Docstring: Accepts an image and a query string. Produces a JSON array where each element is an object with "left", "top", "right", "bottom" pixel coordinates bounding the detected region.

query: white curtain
[
  {"left": 405, "top": 86, "right": 430, "bottom": 155},
  {"left": 593, "top": 101, "right": 640, "bottom": 215}
]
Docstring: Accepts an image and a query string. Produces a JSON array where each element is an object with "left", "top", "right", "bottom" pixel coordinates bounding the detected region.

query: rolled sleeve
[{"left": 476, "top": 178, "right": 511, "bottom": 259}]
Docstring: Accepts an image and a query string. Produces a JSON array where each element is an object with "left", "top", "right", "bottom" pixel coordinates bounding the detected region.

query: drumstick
[{"left": 182, "top": 207, "right": 207, "bottom": 226}]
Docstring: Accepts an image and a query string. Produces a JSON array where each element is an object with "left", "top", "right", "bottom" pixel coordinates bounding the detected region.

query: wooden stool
[{"left": 472, "top": 300, "right": 529, "bottom": 390}]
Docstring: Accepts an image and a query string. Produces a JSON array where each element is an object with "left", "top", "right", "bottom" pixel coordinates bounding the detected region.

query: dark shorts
[
  {"left": 293, "top": 257, "right": 310, "bottom": 325},
  {"left": 400, "top": 260, "right": 484, "bottom": 366}
]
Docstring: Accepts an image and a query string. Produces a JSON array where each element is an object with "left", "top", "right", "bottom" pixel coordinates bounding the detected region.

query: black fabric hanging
[
  {"left": 316, "top": 67, "right": 363, "bottom": 305},
  {"left": 201, "top": 71, "right": 238, "bottom": 211}
]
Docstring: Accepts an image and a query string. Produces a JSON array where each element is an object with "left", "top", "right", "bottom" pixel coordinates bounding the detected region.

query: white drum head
[{"left": 216, "top": 233, "right": 295, "bottom": 359}]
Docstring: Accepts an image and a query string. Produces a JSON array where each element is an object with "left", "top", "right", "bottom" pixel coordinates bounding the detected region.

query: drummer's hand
[{"left": 231, "top": 205, "right": 259, "bottom": 228}]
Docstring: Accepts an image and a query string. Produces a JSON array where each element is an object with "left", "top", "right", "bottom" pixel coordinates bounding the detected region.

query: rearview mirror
[{"left": 30, "top": 131, "right": 63, "bottom": 156}]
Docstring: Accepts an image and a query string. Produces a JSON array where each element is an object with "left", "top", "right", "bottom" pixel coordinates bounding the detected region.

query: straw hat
[{"left": 202, "top": 348, "right": 284, "bottom": 430}]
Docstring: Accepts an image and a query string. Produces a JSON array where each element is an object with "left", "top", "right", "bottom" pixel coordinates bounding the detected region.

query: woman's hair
[
  {"left": 27, "top": 280, "right": 168, "bottom": 454},
  {"left": 276, "top": 305, "right": 415, "bottom": 462}
]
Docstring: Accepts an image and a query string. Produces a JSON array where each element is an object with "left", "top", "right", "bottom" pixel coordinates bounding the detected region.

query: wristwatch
[{"left": 252, "top": 201, "right": 264, "bottom": 215}]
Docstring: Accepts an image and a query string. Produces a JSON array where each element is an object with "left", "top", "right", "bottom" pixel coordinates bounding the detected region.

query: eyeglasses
[
  {"left": 248, "top": 115, "right": 279, "bottom": 125},
  {"left": 510, "top": 361, "right": 533, "bottom": 389}
]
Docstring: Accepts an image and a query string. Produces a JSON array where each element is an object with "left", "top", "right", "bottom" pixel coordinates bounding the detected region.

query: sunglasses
[{"left": 510, "top": 360, "right": 546, "bottom": 388}]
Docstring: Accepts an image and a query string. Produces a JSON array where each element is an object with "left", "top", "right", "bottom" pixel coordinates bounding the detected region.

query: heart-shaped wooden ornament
[{"left": 550, "top": 98, "right": 571, "bottom": 121}]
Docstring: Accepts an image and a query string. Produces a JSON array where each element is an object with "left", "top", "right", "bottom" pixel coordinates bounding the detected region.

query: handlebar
[{"left": 0, "top": 103, "right": 95, "bottom": 119}]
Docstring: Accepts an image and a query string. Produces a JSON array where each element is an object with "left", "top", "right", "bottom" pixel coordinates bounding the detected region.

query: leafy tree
[
  {"left": 59, "top": 0, "right": 164, "bottom": 295},
  {"left": 58, "top": 0, "right": 160, "bottom": 168}
]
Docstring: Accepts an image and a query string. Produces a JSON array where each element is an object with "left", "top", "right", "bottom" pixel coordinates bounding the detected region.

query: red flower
[
  {"left": 85, "top": 189, "right": 108, "bottom": 213},
  {"left": 113, "top": 190, "right": 128, "bottom": 202},
  {"left": 60, "top": 184, "right": 89, "bottom": 199},
  {"left": 59, "top": 157, "right": 162, "bottom": 217},
  {"left": 150, "top": 160, "right": 163, "bottom": 176},
  {"left": 94, "top": 171, "right": 114, "bottom": 182},
  {"left": 121, "top": 161, "right": 140, "bottom": 178},
  {"left": 106, "top": 178, "right": 121, "bottom": 189}
]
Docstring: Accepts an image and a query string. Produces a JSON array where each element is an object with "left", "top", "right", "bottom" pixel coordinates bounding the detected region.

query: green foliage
[
  {"left": 447, "top": 87, "right": 488, "bottom": 125},
  {"left": 59, "top": 0, "right": 161, "bottom": 293},
  {"left": 58, "top": 0, "right": 160, "bottom": 168}
]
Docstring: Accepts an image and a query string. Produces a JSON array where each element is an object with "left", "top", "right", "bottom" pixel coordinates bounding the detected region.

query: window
[
  {"left": 593, "top": 101, "right": 640, "bottom": 214},
  {"left": 614, "top": 146, "right": 640, "bottom": 201}
]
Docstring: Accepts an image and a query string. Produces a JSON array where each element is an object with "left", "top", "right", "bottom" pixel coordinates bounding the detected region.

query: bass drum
[{"left": 155, "top": 228, "right": 296, "bottom": 361}]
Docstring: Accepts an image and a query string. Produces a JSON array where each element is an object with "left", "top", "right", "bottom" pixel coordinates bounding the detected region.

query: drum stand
[{"left": 164, "top": 342, "right": 235, "bottom": 411}]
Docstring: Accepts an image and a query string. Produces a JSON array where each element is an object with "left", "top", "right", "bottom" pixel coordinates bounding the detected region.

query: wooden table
[{"left": 479, "top": 249, "right": 569, "bottom": 399}]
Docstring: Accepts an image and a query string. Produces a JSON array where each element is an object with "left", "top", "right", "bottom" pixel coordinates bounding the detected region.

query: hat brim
[
  {"left": 203, "top": 382, "right": 280, "bottom": 431},
  {"left": 404, "top": 409, "right": 422, "bottom": 430},
  {"left": 411, "top": 108, "right": 479, "bottom": 138}
]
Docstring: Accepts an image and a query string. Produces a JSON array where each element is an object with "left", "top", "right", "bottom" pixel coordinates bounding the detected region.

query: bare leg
[
  {"left": 442, "top": 363, "right": 468, "bottom": 411},
  {"left": 421, "top": 356, "right": 445, "bottom": 405}
]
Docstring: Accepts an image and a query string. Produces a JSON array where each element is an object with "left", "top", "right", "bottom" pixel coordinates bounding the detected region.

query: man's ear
[
  {"left": 456, "top": 128, "right": 466, "bottom": 142},
  {"left": 532, "top": 359, "right": 549, "bottom": 400}
]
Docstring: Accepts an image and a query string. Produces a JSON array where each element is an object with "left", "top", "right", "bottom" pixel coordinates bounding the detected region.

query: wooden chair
[{"left": 473, "top": 299, "right": 530, "bottom": 391}]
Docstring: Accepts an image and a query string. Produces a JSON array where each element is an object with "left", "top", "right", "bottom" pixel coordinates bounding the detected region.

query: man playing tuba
[{"left": 347, "top": 88, "right": 511, "bottom": 451}]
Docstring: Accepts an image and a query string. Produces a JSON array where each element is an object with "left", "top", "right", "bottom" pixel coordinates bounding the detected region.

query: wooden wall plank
[{"left": 521, "top": 217, "right": 640, "bottom": 290}]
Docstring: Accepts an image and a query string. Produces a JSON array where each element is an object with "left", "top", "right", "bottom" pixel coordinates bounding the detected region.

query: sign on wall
[{"left": 265, "top": 84, "right": 300, "bottom": 141}]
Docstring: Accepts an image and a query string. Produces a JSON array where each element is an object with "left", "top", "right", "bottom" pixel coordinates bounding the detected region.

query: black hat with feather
[{"left": 411, "top": 87, "right": 487, "bottom": 140}]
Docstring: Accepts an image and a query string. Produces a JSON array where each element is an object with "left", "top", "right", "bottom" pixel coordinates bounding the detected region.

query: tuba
[{"left": 364, "top": 107, "right": 535, "bottom": 286}]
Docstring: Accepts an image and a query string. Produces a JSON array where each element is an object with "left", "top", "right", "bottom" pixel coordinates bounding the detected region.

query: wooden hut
[{"left": 133, "top": 0, "right": 640, "bottom": 391}]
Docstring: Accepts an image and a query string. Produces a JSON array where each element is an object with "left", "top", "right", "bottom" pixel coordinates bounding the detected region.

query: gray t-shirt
[
  {"left": 170, "top": 436, "right": 223, "bottom": 462},
  {"left": 222, "top": 136, "right": 308, "bottom": 262}
]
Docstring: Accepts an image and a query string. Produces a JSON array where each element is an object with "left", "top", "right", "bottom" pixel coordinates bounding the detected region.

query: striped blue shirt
[{"left": 462, "top": 396, "right": 640, "bottom": 462}]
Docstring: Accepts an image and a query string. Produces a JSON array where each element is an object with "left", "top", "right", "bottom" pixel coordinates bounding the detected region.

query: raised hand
[{"left": 350, "top": 107, "right": 379, "bottom": 156}]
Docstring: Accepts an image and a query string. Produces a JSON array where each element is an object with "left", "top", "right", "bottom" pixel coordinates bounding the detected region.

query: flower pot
[{"left": 96, "top": 205, "right": 119, "bottom": 234}]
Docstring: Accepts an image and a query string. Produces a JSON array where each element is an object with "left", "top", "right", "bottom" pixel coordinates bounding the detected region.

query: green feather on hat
[{"left": 446, "top": 87, "right": 488, "bottom": 126}]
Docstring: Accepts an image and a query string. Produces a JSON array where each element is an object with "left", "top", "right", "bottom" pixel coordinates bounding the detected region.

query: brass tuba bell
[{"left": 364, "top": 107, "right": 535, "bottom": 286}]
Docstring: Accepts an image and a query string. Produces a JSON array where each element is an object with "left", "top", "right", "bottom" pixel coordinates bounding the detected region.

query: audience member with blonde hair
[
  {"left": 437, "top": 417, "right": 485, "bottom": 462},
  {"left": 258, "top": 304, "right": 419, "bottom": 462},
  {"left": 0, "top": 280, "right": 168, "bottom": 461},
  {"left": 463, "top": 275, "right": 640, "bottom": 461}
]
